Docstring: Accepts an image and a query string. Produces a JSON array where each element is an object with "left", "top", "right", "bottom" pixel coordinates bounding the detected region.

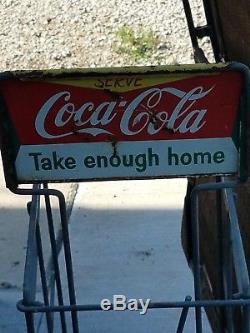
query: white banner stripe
[{"left": 15, "top": 138, "right": 238, "bottom": 182}]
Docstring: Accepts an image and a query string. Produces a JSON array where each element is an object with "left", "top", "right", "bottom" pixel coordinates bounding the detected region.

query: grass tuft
[{"left": 114, "top": 25, "right": 159, "bottom": 62}]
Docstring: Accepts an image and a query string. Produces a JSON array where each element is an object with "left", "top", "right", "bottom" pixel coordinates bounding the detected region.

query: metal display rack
[{"left": 13, "top": 179, "right": 250, "bottom": 333}]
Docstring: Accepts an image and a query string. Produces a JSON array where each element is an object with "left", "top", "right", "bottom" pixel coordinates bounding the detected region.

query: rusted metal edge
[{"left": 0, "top": 63, "right": 230, "bottom": 81}]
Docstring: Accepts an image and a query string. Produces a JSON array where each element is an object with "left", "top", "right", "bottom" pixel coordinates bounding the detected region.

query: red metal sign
[
  {"left": 0, "top": 63, "right": 247, "bottom": 185},
  {"left": 0, "top": 70, "right": 242, "bottom": 145}
]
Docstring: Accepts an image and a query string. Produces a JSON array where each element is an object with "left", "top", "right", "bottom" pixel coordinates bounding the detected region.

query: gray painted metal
[{"left": 11, "top": 178, "right": 250, "bottom": 333}]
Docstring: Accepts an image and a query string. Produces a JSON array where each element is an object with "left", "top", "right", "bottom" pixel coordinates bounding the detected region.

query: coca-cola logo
[{"left": 35, "top": 86, "right": 214, "bottom": 139}]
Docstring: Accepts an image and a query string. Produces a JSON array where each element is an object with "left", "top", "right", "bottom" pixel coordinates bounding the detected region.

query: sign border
[{"left": 0, "top": 62, "right": 248, "bottom": 187}]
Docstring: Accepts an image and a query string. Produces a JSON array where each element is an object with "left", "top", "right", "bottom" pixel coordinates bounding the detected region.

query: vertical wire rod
[
  {"left": 176, "top": 296, "right": 192, "bottom": 333},
  {"left": 182, "top": 0, "right": 199, "bottom": 48},
  {"left": 53, "top": 188, "right": 79, "bottom": 333},
  {"left": 10, "top": 186, "right": 79, "bottom": 333},
  {"left": 25, "top": 313, "right": 36, "bottom": 333},
  {"left": 43, "top": 183, "right": 68, "bottom": 333},
  {"left": 36, "top": 222, "right": 54, "bottom": 333},
  {"left": 190, "top": 190, "right": 202, "bottom": 333},
  {"left": 216, "top": 176, "right": 226, "bottom": 332},
  {"left": 190, "top": 181, "right": 238, "bottom": 333}
]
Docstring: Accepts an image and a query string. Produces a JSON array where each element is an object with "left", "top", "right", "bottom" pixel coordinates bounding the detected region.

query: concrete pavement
[{"left": 56, "top": 179, "right": 212, "bottom": 332}]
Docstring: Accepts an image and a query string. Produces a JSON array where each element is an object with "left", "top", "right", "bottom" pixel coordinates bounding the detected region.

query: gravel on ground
[{"left": 0, "top": 0, "right": 213, "bottom": 70}]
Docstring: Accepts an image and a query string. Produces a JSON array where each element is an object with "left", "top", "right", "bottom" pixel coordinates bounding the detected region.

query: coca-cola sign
[
  {"left": 0, "top": 64, "right": 246, "bottom": 184},
  {"left": 35, "top": 86, "right": 213, "bottom": 140}
]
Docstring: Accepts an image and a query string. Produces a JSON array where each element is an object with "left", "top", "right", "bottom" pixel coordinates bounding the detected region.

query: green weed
[{"left": 114, "top": 25, "right": 159, "bottom": 62}]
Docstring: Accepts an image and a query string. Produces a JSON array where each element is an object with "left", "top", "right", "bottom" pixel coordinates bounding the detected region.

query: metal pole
[
  {"left": 216, "top": 176, "right": 226, "bottom": 332},
  {"left": 43, "top": 183, "right": 67, "bottom": 333},
  {"left": 190, "top": 188, "right": 203, "bottom": 333},
  {"left": 176, "top": 296, "right": 192, "bottom": 333}
]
